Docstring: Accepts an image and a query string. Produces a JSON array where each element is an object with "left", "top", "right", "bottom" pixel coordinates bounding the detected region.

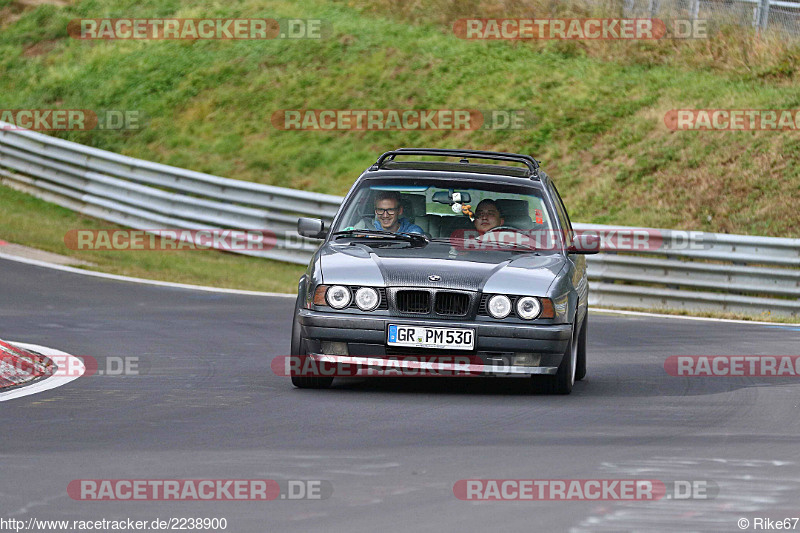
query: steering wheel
[
  {"left": 478, "top": 225, "right": 525, "bottom": 243},
  {"left": 484, "top": 225, "right": 520, "bottom": 233}
]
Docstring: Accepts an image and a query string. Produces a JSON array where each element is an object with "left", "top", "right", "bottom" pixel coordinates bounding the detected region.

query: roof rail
[{"left": 369, "top": 148, "right": 541, "bottom": 178}]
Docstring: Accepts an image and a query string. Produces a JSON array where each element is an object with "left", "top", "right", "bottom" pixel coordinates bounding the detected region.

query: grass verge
[{"left": 0, "top": 183, "right": 306, "bottom": 294}]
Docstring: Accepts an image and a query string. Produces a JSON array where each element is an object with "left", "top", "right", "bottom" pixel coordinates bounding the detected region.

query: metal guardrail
[
  {"left": 0, "top": 122, "right": 342, "bottom": 264},
  {"left": 1, "top": 122, "right": 798, "bottom": 317},
  {"left": 572, "top": 224, "right": 800, "bottom": 317},
  {"left": 622, "top": 0, "right": 800, "bottom": 36}
]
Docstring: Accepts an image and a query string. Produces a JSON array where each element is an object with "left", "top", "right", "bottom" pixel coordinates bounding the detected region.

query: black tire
[
  {"left": 290, "top": 292, "right": 333, "bottom": 390},
  {"left": 290, "top": 335, "right": 334, "bottom": 389},
  {"left": 575, "top": 313, "right": 587, "bottom": 381},
  {"left": 291, "top": 375, "right": 334, "bottom": 389},
  {"left": 538, "top": 318, "right": 578, "bottom": 395},
  {"left": 290, "top": 296, "right": 303, "bottom": 356}
]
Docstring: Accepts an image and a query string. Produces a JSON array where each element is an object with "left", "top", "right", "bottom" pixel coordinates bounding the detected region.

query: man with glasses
[{"left": 368, "top": 190, "right": 424, "bottom": 234}]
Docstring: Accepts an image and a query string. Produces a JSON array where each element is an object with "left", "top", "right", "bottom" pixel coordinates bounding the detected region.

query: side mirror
[
  {"left": 297, "top": 217, "right": 327, "bottom": 239},
  {"left": 568, "top": 233, "right": 600, "bottom": 254}
]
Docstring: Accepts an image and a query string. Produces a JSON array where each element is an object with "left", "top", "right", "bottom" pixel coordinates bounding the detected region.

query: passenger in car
[
  {"left": 371, "top": 191, "right": 424, "bottom": 234},
  {"left": 473, "top": 199, "right": 505, "bottom": 234}
]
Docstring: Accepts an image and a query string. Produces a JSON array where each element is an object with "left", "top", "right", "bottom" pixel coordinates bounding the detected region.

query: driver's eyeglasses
[
  {"left": 375, "top": 208, "right": 399, "bottom": 215},
  {"left": 475, "top": 210, "right": 500, "bottom": 218}
]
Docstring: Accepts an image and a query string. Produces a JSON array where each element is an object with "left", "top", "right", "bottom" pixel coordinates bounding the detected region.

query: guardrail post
[
  {"left": 689, "top": 0, "right": 700, "bottom": 20},
  {"left": 755, "top": 0, "right": 770, "bottom": 31},
  {"left": 623, "top": 0, "right": 635, "bottom": 17}
]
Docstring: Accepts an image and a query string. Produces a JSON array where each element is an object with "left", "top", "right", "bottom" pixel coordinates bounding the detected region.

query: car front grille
[
  {"left": 395, "top": 290, "right": 430, "bottom": 314},
  {"left": 478, "top": 294, "right": 490, "bottom": 316},
  {"left": 434, "top": 292, "right": 470, "bottom": 316},
  {"left": 392, "top": 289, "right": 474, "bottom": 317}
]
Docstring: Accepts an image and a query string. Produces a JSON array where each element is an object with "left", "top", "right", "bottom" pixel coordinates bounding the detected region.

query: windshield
[{"left": 332, "top": 178, "right": 557, "bottom": 250}]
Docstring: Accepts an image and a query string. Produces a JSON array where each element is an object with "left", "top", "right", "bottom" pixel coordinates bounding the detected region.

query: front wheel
[
  {"left": 552, "top": 331, "right": 577, "bottom": 394},
  {"left": 575, "top": 314, "right": 587, "bottom": 381},
  {"left": 291, "top": 374, "right": 333, "bottom": 389},
  {"left": 537, "top": 320, "right": 577, "bottom": 394},
  {"left": 290, "top": 295, "right": 333, "bottom": 390},
  {"left": 290, "top": 335, "right": 333, "bottom": 389}
]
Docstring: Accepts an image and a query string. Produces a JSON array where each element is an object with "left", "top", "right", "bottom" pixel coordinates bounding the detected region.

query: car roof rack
[{"left": 369, "top": 148, "right": 541, "bottom": 179}]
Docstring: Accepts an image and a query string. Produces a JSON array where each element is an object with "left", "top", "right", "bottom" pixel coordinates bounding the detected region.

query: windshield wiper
[
  {"left": 332, "top": 229, "right": 429, "bottom": 244},
  {"left": 492, "top": 241, "right": 539, "bottom": 252},
  {"left": 439, "top": 236, "right": 539, "bottom": 253}
]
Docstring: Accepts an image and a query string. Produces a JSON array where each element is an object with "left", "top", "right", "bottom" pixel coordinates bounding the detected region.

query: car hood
[{"left": 317, "top": 241, "right": 566, "bottom": 296}]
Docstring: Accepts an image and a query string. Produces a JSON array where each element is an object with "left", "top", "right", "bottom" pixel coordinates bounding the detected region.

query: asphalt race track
[{"left": 2, "top": 256, "right": 799, "bottom": 532}]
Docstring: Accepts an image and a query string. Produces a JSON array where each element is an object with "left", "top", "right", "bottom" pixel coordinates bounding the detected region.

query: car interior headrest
[
  {"left": 401, "top": 194, "right": 426, "bottom": 220},
  {"left": 495, "top": 198, "right": 534, "bottom": 229}
]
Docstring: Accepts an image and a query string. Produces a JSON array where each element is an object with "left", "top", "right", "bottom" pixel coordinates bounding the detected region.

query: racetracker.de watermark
[
  {"left": 447, "top": 228, "right": 714, "bottom": 252},
  {"left": 453, "top": 18, "right": 709, "bottom": 40},
  {"left": 68, "top": 480, "right": 332, "bottom": 500},
  {"left": 67, "top": 18, "right": 325, "bottom": 39},
  {"left": 273, "top": 355, "right": 491, "bottom": 378},
  {"left": 0, "top": 110, "right": 142, "bottom": 131},
  {"left": 453, "top": 479, "right": 717, "bottom": 500},
  {"left": 63, "top": 228, "right": 716, "bottom": 253},
  {"left": 64, "top": 229, "right": 278, "bottom": 251},
  {"left": 665, "top": 356, "right": 800, "bottom": 377},
  {"left": 665, "top": 109, "right": 800, "bottom": 131},
  {"left": 1, "top": 354, "right": 142, "bottom": 378},
  {"left": 271, "top": 109, "right": 535, "bottom": 130}
]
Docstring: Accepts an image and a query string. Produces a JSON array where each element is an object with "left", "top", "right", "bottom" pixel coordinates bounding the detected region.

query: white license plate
[{"left": 387, "top": 325, "right": 475, "bottom": 350}]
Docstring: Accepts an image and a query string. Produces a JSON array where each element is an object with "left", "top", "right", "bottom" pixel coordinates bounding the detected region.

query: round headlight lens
[
  {"left": 516, "top": 296, "right": 542, "bottom": 320},
  {"left": 487, "top": 294, "right": 512, "bottom": 319},
  {"left": 326, "top": 285, "right": 351, "bottom": 309},
  {"left": 355, "top": 287, "right": 380, "bottom": 311}
]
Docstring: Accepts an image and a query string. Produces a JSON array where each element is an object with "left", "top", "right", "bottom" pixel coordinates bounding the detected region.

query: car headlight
[
  {"left": 516, "top": 296, "right": 542, "bottom": 320},
  {"left": 355, "top": 287, "right": 380, "bottom": 311},
  {"left": 487, "top": 294, "right": 512, "bottom": 319},
  {"left": 326, "top": 285, "right": 351, "bottom": 309}
]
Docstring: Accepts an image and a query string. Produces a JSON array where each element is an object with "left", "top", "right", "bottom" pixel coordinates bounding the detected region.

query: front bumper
[
  {"left": 298, "top": 309, "right": 572, "bottom": 374},
  {"left": 308, "top": 354, "right": 558, "bottom": 376}
]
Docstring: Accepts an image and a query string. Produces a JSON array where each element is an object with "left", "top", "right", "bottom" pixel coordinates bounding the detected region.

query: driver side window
[{"left": 550, "top": 183, "right": 574, "bottom": 247}]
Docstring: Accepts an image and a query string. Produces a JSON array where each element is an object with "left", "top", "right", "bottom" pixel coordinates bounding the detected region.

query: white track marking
[
  {"left": 590, "top": 307, "right": 797, "bottom": 326},
  {"left": 0, "top": 251, "right": 293, "bottom": 298},
  {"left": 0, "top": 342, "right": 84, "bottom": 402}
]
